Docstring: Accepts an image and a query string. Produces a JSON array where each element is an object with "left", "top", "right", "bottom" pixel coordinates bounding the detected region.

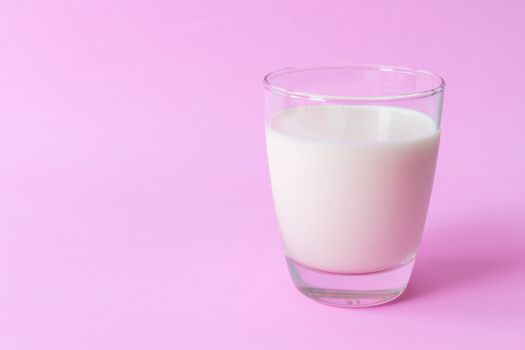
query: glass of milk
[{"left": 264, "top": 64, "right": 445, "bottom": 307}]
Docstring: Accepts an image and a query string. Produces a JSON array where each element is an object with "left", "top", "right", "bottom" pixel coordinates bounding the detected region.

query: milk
[{"left": 266, "top": 105, "right": 440, "bottom": 274}]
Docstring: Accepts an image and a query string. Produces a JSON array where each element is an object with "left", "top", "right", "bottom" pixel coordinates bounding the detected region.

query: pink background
[{"left": 0, "top": 0, "right": 524, "bottom": 348}]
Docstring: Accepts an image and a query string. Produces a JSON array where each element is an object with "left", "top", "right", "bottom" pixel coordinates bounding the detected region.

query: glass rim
[{"left": 263, "top": 63, "right": 446, "bottom": 102}]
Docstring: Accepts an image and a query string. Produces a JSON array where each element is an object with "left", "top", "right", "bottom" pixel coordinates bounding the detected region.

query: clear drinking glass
[{"left": 264, "top": 64, "right": 445, "bottom": 307}]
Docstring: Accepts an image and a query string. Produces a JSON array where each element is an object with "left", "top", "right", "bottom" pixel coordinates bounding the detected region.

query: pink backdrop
[{"left": 0, "top": 0, "right": 524, "bottom": 348}]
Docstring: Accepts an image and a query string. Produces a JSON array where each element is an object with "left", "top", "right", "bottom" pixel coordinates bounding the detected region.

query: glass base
[{"left": 286, "top": 257, "right": 415, "bottom": 307}]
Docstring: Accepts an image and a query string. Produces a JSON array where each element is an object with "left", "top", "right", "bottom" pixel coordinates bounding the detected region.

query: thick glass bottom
[{"left": 286, "top": 257, "right": 415, "bottom": 307}]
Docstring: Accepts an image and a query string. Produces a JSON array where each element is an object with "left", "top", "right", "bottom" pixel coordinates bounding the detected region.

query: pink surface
[{"left": 0, "top": 0, "right": 524, "bottom": 348}]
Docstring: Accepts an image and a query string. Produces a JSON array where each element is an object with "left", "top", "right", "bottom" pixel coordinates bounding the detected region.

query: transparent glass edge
[{"left": 262, "top": 63, "right": 446, "bottom": 102}]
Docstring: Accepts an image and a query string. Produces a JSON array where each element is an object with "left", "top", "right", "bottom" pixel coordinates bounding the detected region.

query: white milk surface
[{"left": 266, "top": 105, "right": 440, "bottom": 274}]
